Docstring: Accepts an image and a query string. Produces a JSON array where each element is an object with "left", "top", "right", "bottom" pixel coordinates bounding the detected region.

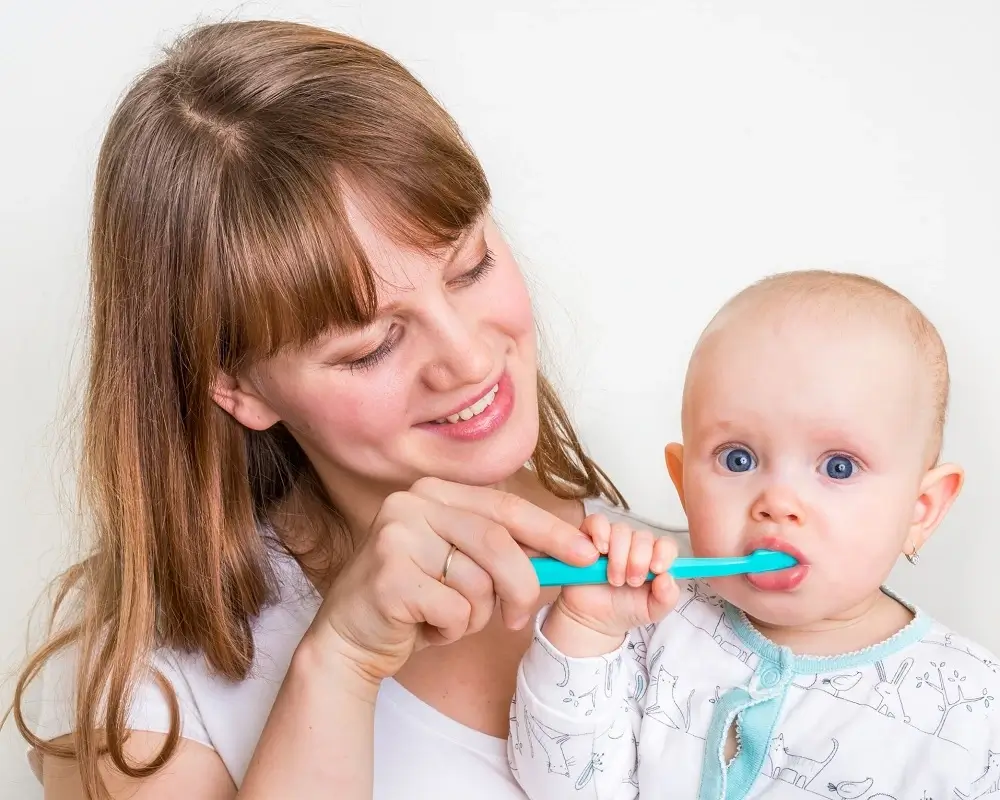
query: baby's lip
[{"left": 743, "top": 535, "right": 809, "bottom": 566}]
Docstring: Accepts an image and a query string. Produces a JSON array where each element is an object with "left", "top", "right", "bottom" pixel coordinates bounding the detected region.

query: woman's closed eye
[
  {"left": 448, "top": 248, "right": 495, "bottom": 288},
  {"left": 344, "top": 324, "right": 403, "bottom": 373},
  {"left": 343, "top": 250, "right": 496, "bottom": 374}
]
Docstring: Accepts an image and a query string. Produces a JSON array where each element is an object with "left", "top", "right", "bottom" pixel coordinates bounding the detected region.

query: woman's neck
[{"left": 745, "top": 589, "right": 915, "bottom": 657}]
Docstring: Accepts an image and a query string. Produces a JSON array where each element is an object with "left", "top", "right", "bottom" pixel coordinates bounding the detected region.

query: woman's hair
[{"left": 9, "top": 19, "right": 624, "bottom": 798}]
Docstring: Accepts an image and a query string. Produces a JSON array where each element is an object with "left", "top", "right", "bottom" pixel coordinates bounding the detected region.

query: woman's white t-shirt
[{"left": 28, "top": 497, "right": 688, "bottom": 798}]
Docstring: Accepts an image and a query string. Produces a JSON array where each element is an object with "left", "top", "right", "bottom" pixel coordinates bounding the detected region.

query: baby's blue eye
[
  {"left": 824, "top": 455, "right": 855, "bottom": 480},
  {"left": 720, "top": 447, "right": 756, "bottom": 473}
]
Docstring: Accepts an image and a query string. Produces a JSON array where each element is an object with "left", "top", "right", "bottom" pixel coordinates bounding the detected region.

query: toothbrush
[{"left": 531, "top": 550, "right": 797, "bottom": 587}]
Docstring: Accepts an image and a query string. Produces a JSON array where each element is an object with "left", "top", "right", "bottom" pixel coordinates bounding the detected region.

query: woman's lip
[
  {"left": 415, "top": 372, "right": 514, "bottom": 442},
  {"left": 426, "top": 376, "right": 502, "bottom": 423}
]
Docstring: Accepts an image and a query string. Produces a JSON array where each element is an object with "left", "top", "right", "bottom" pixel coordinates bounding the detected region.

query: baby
[{"left": 508, "top": 271, "right": 1000, "bottom": 799}]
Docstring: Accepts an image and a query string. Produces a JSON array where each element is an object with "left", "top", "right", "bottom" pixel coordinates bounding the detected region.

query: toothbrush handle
[{"left": 531, "top": 555, "right": 767, "bottom": 586}]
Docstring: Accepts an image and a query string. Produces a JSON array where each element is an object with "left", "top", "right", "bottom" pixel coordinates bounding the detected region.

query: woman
[{"left": 12, "top": 19, "right": 684, "bottom": 799}]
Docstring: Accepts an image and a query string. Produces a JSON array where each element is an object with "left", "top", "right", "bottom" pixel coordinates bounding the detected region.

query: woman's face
[{"left": 226, "top": 195, "right": 539, "bottom": 508}]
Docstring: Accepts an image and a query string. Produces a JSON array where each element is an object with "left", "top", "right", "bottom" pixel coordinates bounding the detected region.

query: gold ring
[{"left": 440, "top": 544, "right": 458, "bottom": 584}]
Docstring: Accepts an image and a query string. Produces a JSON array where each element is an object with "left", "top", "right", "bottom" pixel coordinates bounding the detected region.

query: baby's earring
[{"left": 905, "top": 546, "right": 920, "bottom": 566}]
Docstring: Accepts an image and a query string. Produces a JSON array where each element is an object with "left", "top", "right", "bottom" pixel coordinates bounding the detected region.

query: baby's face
[{"left": 675, "top": 307, "right": 935, "bottom": 627}]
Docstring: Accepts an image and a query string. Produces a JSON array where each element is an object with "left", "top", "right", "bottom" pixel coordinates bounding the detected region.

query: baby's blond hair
[{"left": 700, "top": 269, "right": 950, "bottom": 459}]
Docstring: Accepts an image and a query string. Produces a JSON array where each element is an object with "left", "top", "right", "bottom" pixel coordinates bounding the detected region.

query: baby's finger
[
  {"left": 626, "top": 530, "right": 654, "bottom": 587},
  {"left": 650, "top": 536, "right": 680, "bottom": 574},
  {"left": 606, "top": 523, "right": 633, "bottom": 587},
  {"left": 581, "top": 514, "right": 612, "bottom": 555},
  {"left": 648, "top": 572, "right": 680, "bottom": 621}
]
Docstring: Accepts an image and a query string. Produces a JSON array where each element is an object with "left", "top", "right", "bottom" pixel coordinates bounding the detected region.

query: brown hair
[{"left": 8, "top": 20, "right": 624, "bottom": 799}]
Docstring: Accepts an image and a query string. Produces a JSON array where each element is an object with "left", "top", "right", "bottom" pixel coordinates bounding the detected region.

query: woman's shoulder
[
  {"left": 29, "top": 543, "right": 320, "bottom": 781},
  {"left": 582, "top": 496, "right": 692, "bottom": 555}
]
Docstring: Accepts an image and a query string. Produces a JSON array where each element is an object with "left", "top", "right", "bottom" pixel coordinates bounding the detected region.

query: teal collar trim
[{"left": 723, "top": 587, "right": 932, "bottom": 674}]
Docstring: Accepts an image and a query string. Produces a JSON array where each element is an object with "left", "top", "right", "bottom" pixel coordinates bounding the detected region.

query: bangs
[
  {"left": 216, "top": 151, "right": 489, "bottom": 371},
  {"left": 198, "top": 43, "right": 492, "bottom": 370}
]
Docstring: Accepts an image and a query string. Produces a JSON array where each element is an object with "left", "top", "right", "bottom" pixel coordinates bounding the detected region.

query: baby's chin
[{"left": 707, "top": 575, "right": 830, "bottom": 629}]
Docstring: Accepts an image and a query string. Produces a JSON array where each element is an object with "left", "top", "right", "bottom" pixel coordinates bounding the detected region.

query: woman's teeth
[{"left": 435, "top": 384, "right": 499, "bottom": 424}]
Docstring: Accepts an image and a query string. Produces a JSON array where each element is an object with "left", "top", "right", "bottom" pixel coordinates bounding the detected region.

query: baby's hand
[{"left": 541, "top": 514, "right": 680, "bottom": 656}]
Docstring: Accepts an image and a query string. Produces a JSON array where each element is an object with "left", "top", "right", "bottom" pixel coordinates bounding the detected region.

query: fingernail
[{"left": 511, "top": 613, "right": 530, "bottom": 630}]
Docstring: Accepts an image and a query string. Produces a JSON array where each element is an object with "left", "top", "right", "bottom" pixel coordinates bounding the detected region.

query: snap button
[{"left": 759, "top": 667, "right": 781, "bottom": 688}]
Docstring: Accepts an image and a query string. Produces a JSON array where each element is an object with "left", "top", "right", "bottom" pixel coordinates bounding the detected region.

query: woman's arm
[
  {"left": 45, "top": 480, "right": 598, "bottom": 799},
  {"left": 42, "top": 734, "right": 235, "bottom": 799},
  {"left": 41, "top": 638, "right": 379, "bottom": 800},
  {"left": 238, "top": 632, "right": 379, "bottom": 798}
]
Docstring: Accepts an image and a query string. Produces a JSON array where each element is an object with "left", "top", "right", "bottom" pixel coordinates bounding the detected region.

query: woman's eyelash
[
  {"left": 344, "top": 251, "right": 494, "bottom": 374},
  {"left": 457, "top": 249, "right": 495, "bottom": 285},
  {"left": 347, "top": 329, "right": 400, "bottom": 373}
]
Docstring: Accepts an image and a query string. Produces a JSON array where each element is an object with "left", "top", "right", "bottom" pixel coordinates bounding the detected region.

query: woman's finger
[
  {"left": 396, "top": 499, "right": 541, "bottom": 629},
  {"left": 399, "top": 561, "right": 473, "bottom": 646},
  {"left": 409, "top": 478, "right": 599, "bottom": 565},
  {"left": 424, "top": 541, "right": 496, "bottom": 636}
]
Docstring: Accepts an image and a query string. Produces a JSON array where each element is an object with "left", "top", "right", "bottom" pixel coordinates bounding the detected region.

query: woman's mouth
[
  {"left": 418, "top": 372, "right": 514, "bottom": 442},
  {"left": 432, "top": 383, "right": 499, "bottom": 424}
]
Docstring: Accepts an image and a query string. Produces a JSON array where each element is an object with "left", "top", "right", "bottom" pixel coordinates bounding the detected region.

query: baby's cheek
[
  {"left": 685, "top": 503, "right": 739, "bottom": 557},
  {"left": 687, "top": 476, "right": 745, "bottom": 542}
]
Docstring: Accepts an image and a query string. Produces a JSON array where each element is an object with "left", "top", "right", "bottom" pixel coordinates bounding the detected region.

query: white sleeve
[
  {"left": 508, "top": 605, "right": 649, "bottom": 800},
  {"left": 24, "top": 638, "right": 213, "bottom": 767}
]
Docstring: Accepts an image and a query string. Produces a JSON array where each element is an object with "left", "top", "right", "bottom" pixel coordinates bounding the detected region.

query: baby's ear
[
  {"left": 905, "top": 462, "right": 964, "bottom": 557},
  {"left": 665, "top": 443, "right": 686, "bottom": 510}
]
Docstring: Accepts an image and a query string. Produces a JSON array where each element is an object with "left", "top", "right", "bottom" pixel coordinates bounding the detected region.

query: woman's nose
[{"left": 420, "top": 303, "right": 494, "bottom": 392}]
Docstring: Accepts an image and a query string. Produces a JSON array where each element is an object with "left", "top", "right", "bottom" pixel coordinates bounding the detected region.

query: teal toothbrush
[{"left": 531, "top": 550, "right": 796, "bottom": 587}]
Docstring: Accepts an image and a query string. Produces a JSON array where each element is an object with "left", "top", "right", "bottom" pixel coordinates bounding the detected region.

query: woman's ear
[
  {"left": 904, "top": 462, "right": 964, "bottom": 557},
  {"left": 665, "top": 443, "right": 686, "bottom": 510},
  {"left": 211, "top": 371, "right": 281, "bottom": 431}
]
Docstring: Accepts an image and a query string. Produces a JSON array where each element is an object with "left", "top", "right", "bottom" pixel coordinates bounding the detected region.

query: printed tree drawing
[
  {"left": 915, "top": 660, "right": 994, "bottom": 736},
  {"left": 677, "top": 582, "right": 710, "bottom": 614}
]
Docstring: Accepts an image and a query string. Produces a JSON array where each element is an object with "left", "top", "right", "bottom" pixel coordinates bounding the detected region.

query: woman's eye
[
  {"left": 345, "top": 327, "right": 401, "bottom": 373},
  {"left": 451, "top": 249, "right": 495, "bottom": 287},
  {"left": 718, "top": 446, "right": 756, "bottom": 473},
  {"left": 823, "top": 454, "right": 858, "bottom": 480}
]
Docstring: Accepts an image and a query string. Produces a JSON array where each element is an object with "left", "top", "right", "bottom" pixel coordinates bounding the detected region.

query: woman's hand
[{"left": 309, "top": 477, "right": 601, "bottom": 685}]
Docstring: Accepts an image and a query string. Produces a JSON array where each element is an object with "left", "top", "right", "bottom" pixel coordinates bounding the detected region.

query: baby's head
[{"left": 665, "top": 270, "right": 963, "bottom": 627}]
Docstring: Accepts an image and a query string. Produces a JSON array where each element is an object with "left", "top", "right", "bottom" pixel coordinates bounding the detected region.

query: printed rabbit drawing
[{"left": 872, "top": 657, "right": 912, "bottom": 722}]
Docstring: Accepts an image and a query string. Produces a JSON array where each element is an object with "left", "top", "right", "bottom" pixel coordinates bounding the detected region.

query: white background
[{"left": 2, "top": 1, "right": 998, "bottom": 795}]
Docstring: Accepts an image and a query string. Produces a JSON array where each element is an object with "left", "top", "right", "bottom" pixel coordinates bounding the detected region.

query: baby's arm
[
  {"left": 508, "top": 516, "right": 678, "bottom": 799},
  {"left": 507, "top": 610, "right": 650, "bottom": 799}
]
